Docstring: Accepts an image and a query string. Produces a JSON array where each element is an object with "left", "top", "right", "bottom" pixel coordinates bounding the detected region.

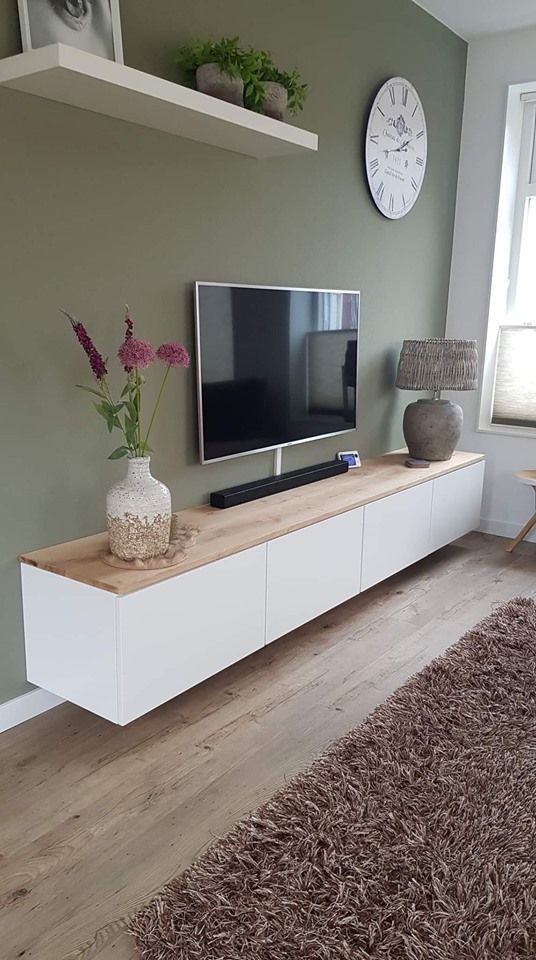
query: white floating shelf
[{"left": 0, "top": 44, "right": 318, "bottom": 159}]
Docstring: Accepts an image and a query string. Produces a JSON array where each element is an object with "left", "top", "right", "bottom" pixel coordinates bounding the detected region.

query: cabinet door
[
  {"left": 430, "top": 461, "right": 484, "bottom": 553},
  {"left": 21, "top": 565, "right": 120, "bottom": 723},
  {"left": 265, "top": 508, "right": 363, "bottom": 644},
  {"left": 361, "top": 482, "right": 433, "bottom": 591},
  {"left": 119, "top": 544, "right": 266, "bottom": 724}
]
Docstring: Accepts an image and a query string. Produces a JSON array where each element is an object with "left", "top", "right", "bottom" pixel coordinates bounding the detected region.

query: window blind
[{"left": 492, "top": 325, "right": 536, "bottom": 427}]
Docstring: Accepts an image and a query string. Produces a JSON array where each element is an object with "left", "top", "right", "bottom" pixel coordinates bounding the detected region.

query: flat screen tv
[{"left": 195, "top": 282, "right": 360, "bottom": 464}]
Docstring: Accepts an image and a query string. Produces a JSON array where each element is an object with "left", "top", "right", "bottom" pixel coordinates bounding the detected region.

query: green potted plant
[
  {"left": 175, "top": 36, "right": 307, "bottom": 120},
  {"left": 243, "top": 50, "right": 307, "bottom": 120},
  {"left": 262, "top": 66, "right": 307, "bottom": 119},
  {"left": 176, "top": 36, "right": 245, "bottom": 107}
]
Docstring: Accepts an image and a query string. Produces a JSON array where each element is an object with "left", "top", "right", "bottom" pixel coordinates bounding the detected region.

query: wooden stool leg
[{"left": 507, "top": 507, "right": 536, "bottom": 553}]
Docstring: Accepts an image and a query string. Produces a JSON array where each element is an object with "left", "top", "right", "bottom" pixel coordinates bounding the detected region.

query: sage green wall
[{"left": 0, "top": 0, "right": 466, "bottom": 705}]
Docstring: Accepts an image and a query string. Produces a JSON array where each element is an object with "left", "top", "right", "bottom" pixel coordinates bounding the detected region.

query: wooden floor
[{"left": 1, "top": 532, "right": 535, "bottom": 960}]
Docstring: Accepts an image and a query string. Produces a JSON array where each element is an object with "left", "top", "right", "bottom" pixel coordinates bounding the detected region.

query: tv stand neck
[{"left": 273, "top": 447, "right": 283, "bottom": 476}]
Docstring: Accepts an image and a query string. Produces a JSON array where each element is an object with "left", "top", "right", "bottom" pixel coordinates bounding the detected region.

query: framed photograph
[{"left": 17, "top": 0, "right": 124, "bottom": 63}]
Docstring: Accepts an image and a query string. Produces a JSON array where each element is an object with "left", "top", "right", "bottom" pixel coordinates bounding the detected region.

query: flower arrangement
[{"left": 64, "top": 308, "right": 190, "bottom": 460}]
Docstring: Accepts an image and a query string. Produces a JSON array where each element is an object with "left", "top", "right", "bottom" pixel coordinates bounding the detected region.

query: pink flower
[
  {"left": 156, "top": 343, "right": 190, "bottom": 368},
  {"left": 64, "top": 310, "right": 108, "bottom": 381},
  {"left": 118, "top": 337, "right": 156, "bottom": 370}
]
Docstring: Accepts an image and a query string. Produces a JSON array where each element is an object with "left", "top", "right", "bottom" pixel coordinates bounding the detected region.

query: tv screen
[{"left": 195, "top": 282, "right": 359, "bottom": 463}]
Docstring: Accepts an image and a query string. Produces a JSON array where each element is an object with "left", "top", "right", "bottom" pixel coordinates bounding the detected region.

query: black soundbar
[{"left": 210, "top": 459, "right": 349, "bottom": 509}]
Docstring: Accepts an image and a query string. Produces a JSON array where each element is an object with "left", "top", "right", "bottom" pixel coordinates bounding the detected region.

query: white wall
[{"left": 446, "top": 27, "right": 536, "bottom": 541}]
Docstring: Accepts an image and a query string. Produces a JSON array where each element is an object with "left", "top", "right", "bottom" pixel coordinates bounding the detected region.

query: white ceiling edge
[{"left": 411, "top": 0, "right": 536, "bottom": 41}]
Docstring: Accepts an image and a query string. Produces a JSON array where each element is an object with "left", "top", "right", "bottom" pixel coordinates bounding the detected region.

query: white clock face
[{"left": 365, "top": 77, "right": 427, "bottom": 220}]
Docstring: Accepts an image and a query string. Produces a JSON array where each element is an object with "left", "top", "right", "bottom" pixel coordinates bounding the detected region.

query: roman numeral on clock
[
  {"left": 389, "top": 194, "right": 395, "bottom": 214},
  {"left": 389, "top": 85, "right": 396, "bottom": 105},
  {"left": 411, "top": 177, "right": 418, "bottom": 191},
  {"left": 369, "top": 133, "right": 379, "bottom": 145},
  {"left": 369, "top": 158, "right": 380, "bottom": 178},
  {"left": 376, "top": 181, "right": 385, "bottom": 203},
  {"left": 401, "top": 85, "right": 408, "bottom": 107},
  {"left": 416, "top": 157, "right": 424, "bottom": 166},
  {"left": 416, "top": 130, "right": 424, "bottom": 140},
  {"left": 377, "top": 106, "right": 385, "bottom": 118}
]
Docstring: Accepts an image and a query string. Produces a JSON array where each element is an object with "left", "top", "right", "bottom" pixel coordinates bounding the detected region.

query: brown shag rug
[{"left": 130, "top": 598, "right": 536, "bottom": 960}]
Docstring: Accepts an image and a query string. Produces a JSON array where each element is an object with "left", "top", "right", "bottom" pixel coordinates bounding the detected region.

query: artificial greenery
[
  {"left": 176, "top": 36, "right": 244, "bottom": 86},
  {"left": 175, "top": 36, "right": 307, "bottom": 116},
  {"left": 267, "top": 67, "right": 307, "bottom": 115}
]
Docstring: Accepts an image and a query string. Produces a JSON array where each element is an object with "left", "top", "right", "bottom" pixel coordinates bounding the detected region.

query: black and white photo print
[{"left": 17, "top": 0, "right": 123, "bottom": 62}]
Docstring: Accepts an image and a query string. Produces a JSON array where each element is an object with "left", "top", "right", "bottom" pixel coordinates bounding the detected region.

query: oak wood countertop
[{"left": 20, "top": 450, "right": 484, "bottom": 596}]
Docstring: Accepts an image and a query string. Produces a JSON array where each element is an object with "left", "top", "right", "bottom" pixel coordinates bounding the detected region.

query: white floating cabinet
[
  {"left": 361, "top": 461, "right": 485, "bottom": 593},
  {"left": 22, "top": 545, "right": 267, "bottom": 725},
  {"left": 361, "top": 483, "right": 433, "bottom": 592},
  {"left": 430, "top": 461, "right": 485, "bottom": 554},
  {"left": 19, "top": 452, "right": 485, "bottom": 725},
  {"left": 266, "top": 508, "right": 363, "bottom": 643},
  {"left": 21, "top": 565, "right": 119, "bottom": 723},
  {"left": 0, "top": 44, "right": 318, "bottom": 159}
]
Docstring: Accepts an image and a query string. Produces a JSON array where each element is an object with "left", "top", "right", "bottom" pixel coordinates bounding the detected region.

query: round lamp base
[{"left": 402, "top": 399, "right": 463, "bottom": 462}]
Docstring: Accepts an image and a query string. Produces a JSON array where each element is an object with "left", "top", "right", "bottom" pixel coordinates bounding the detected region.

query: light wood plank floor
[{"left": 1, "top": 533, "right": 535, "bottom": 960}]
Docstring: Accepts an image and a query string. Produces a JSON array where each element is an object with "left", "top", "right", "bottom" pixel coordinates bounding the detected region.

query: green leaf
[
  {"left": 93, "top": 401, "right": 110, "bottom": 420},
  {"left": 120, "top": 382, "right": 131, "bottom": 398},
  {"left": 108, "top": 446, "right": 130, "bottom": 460},
  {"left": 125, "top": 418, "right": 137, "bottom": 446},
  {"left": 76, "top": 384, "right": 106, "bottom": 399},
  {"left": 107, "top": 414, "right": 122, "bottom": 433}
]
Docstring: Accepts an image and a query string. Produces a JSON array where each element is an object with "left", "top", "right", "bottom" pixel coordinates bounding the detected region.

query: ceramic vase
[
  {"left": 106, "top": 457, "right": 171, "bottom": 561},
  {"left": 402, "top": 398, "right": 463, "bottom": 461}
]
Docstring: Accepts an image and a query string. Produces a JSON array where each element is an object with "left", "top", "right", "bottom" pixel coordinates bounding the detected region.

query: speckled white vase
[{"left": 106, "top": 457, "right": 171, "bottom": 561}]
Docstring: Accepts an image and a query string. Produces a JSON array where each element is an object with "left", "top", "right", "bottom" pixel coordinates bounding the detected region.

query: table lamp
[{"left": 395, "top": 339, "right": 478, "bottom": 461}]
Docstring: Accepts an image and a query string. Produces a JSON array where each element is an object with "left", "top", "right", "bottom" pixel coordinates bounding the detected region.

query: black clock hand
[{"left": 395, "top": 137, "right": 414, "bottom": 152}]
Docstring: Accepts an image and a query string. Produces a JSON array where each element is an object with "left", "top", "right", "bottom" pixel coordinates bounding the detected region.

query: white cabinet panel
[
  {"left": 361, "top": 482, "right": 433, "bottom": 591},
  {"left": 21, "top": 565, "right": 119, "bottom": 723},
  {"left": 266, "top": 508, "right": 363, "bottom": 644},
  {"left": 119, "top": 545, "right": 266, "bottom": 724},
  {"left": 430, "top": 461, "right": 484, "bottom": 553}
]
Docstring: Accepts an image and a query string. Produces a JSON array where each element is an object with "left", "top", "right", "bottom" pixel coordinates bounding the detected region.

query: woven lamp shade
[{"left": 396, "top": 339, "right": 478, "bottom": 392}]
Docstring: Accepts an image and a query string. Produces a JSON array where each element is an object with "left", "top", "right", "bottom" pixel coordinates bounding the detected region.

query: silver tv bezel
[{"left": 194, "top": 281, "right": 360, "bottom": 465}]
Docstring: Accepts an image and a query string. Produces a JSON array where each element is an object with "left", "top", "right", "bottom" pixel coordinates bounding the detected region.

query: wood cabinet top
[{"left": 20, "top": 450, "right": 484, "bottom": 596}]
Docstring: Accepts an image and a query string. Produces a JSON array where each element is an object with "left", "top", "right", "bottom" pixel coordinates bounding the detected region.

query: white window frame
[{"left": 479, "top": 82, "right": 536, "bottom": 439}]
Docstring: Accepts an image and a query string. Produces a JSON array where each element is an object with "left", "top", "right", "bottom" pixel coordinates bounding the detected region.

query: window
[
  {"left": 492, "top": 326, "right": 536, "bottom": 427},
  {"left": 480, "top": 86, "right": 536, "bottom": 436}
]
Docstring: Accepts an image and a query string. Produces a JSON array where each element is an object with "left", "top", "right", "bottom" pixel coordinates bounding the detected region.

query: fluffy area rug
[{"left": 130, "top": 598, "right": 536, "bottom": 959}]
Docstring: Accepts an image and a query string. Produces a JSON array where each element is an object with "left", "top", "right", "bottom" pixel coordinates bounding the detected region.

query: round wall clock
[{"left": 365, "top": 77, "right": 427, "bottom": 219}]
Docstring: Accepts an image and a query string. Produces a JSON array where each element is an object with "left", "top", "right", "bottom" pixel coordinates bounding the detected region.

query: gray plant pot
[
  {"left": 195, "top": 63, "right": 244, "bottom": 107},
  {"left": 262, "top": 81, "right": 288, "bottom": 121}
]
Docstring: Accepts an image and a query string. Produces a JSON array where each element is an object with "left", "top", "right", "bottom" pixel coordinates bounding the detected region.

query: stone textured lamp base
[{"left": 402, "top": 398, "right": 463, "bottom": 461}]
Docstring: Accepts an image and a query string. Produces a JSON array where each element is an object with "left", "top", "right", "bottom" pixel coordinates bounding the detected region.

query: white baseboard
[
  {"left": 479, "top": 517, "right": 536, "bottom": 543},
  {"left": 0, "top": 688, "right": 64, "bottom": 734}
]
